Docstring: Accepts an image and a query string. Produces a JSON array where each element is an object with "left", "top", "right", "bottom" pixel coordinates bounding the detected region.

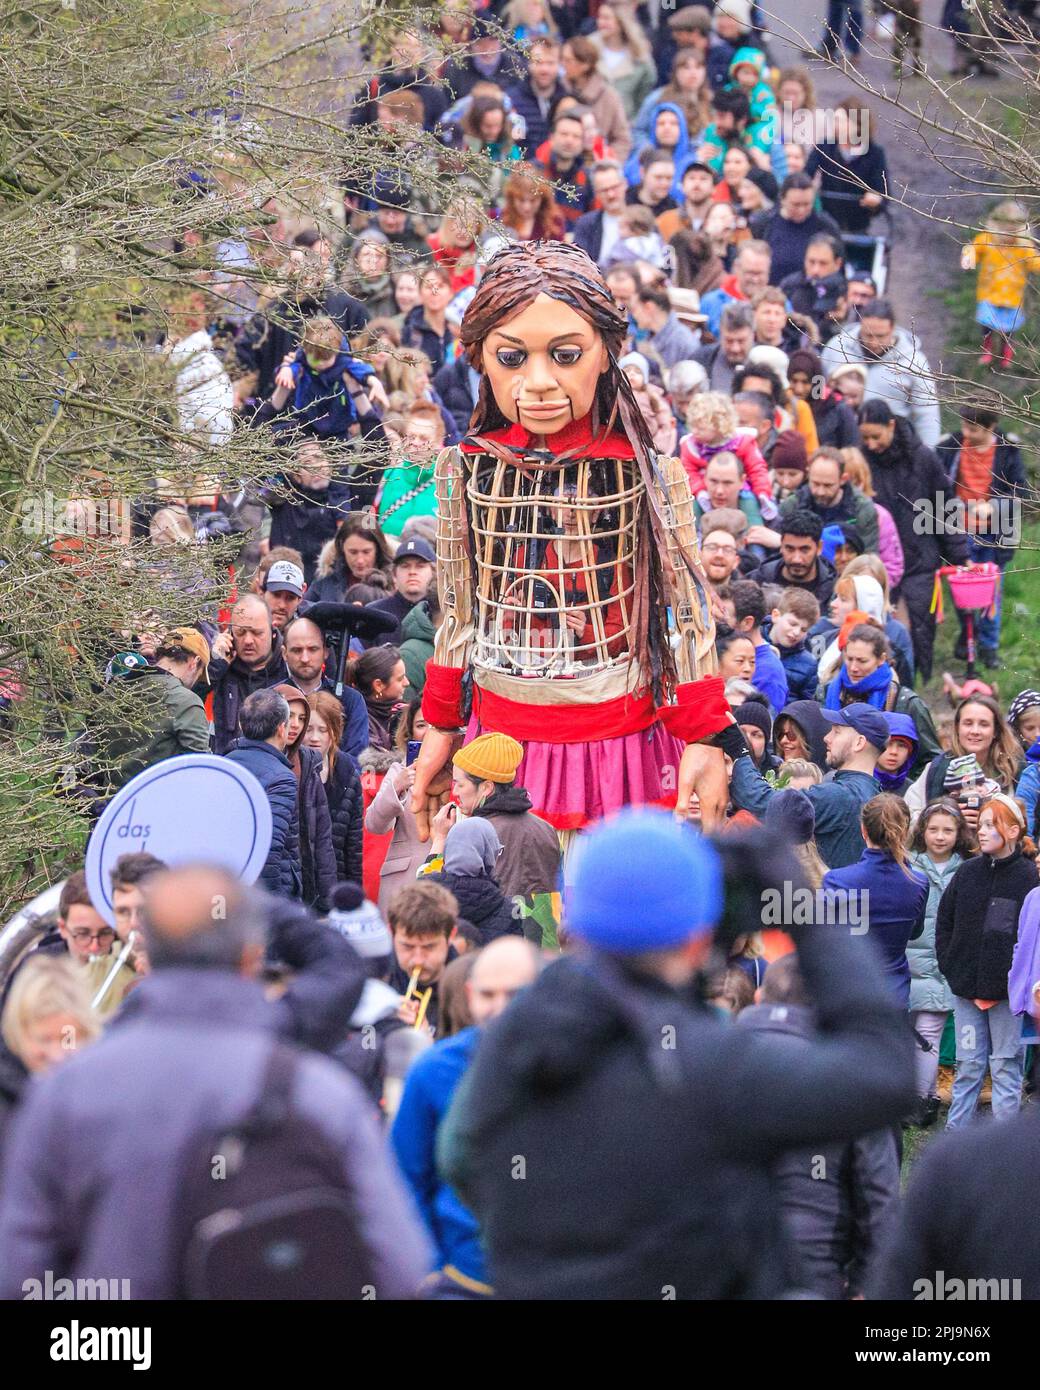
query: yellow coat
[{"left": 969, "top": 232, "right": 1040, "bottom": 309}]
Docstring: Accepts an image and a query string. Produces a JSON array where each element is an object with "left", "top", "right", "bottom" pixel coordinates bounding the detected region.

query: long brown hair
[
  {"left": 908, "top": 798, "right": 975, "bottom": 859},
  {"left": 458, "top": 240, "right": 702, "bottom": 698},
  {"left": 861, "top": 792, "right": 913, "bottom": 875},
  {"left": 306, "top": 690, "right": 344, "bottom": 780},
  {"left": 500, "top": 166, "right": 565, "bottom": 240},
  {"left": 952, "top": 696, "right": 1022, "bottom": 791}
]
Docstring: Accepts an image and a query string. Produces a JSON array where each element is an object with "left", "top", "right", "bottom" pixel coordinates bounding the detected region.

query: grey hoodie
[{"left": 820, "top": 323, "right": 941, "bottom": 447}]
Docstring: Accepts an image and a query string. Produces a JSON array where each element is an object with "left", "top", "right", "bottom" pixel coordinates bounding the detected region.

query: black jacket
[
  {"left": 872, "top": 1104, "right": 1040, "bottom": 1299},
  {"left": 866, "top": 418, "right": 969, "bottom": 580},
  {"left": 811, "top": 391, "right": 860, "bottom": 449},
  {"left": 267, "top": 479, "right": 355, "bottom": 584},
  {"left": 426, "top": 871, "right": 520, "bottom": 945},
  {"left": 325, "top": 750, "right": 364, "bottom": 885},
  {"left": 748, "top": 552, "right": 838, "bottom": 609},
  {"left": 806, "top": 141, "right": 890, "bottom": 235},
  {"left": 571, "top": 209, "right": 611, "bottom": 265},
  {"left": 433, "top": 357, "right": 478, "bottom": 439},
  {"left": 224, "top": 739, "right": 302, "bottom": 901},
  {"left": 738, "top": 1002, "right": 901, "bottom": 1299},
  {"left": 263, "top": 899, "right": 366, "bottom": 1054},
  {"left": 297, "top": 744, "right": 337, "bottom": 914},
  {"left": 0, "top": 1042, "right": 28, "bottom": 1154},
  {"left": 935, "top": 848, "right": 1037, "bottom": 1001},
  {"left": 208, "top": 637, "right": 288, "bottom": 755},
  {"left": 440, "top": 920, "right": 914, "bottom": 1300},
  {"left": 401, "top": 305, "right": 451, "bottom": 376}
]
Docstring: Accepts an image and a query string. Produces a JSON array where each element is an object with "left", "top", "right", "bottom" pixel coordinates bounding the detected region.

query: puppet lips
[{"left": 518, "top": 400, "right": 569, "bottom": 415}]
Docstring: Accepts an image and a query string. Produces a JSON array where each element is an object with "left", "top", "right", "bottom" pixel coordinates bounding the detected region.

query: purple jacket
[
  {"left": 0, "top": 969, "right": 431, "bottom": 1299},
  {"left": 1009, "top": 885, "right": 1040, "bottom": 1019},
  {"left": 875, "top": 503, "right": 905, "bottom": 593}
]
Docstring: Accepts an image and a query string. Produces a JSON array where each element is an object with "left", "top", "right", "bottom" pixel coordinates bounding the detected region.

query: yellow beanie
[{"left": 452, "top": 732, "right": 524, "bottom": 784}]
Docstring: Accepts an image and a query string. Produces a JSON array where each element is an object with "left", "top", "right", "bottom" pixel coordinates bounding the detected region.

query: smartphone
[{"left": 406, "top": 740, "right": 422, "bottom": 766}]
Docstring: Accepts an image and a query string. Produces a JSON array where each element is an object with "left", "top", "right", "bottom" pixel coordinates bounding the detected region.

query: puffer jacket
[
  {"left": 399, "top": 601, "right": 435, "bottom": 700},
  {"left": 224, "top": 738, "right": 302, "bottom": 900},
  {"left": 362, "top": 749, "right": 429, "bottom": 912},
  {"left": 326, "top": 750, "right": 364, "bottom": 885},
  {"left": 426, "top": 870, "right": 520, "bottom": 944},
  {"left": 907, "top": 851, "right": 961, "bottom": 1014},
  {"left": 276, "top": 684, "right": 337, "bottom": 913},
  {"left": 820, "top": 324, "right": 941, "bottom": 447}
]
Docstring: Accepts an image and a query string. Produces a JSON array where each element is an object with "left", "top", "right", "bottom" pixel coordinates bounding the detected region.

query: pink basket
[{"left": 947, "top": 564, "right": 1000, "bottom": 613}]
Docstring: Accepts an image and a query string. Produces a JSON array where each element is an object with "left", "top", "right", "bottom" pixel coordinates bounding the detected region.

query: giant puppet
[{"left": 411, "top": 241, "right": 730, "bottom": 834}]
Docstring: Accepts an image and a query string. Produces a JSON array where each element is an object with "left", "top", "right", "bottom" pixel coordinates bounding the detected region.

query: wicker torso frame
[{"left": 431, "top": 444, "right": 717, "bottom": 701}]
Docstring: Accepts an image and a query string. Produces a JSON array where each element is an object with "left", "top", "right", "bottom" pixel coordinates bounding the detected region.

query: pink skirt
[{"left": 466, "top": 715, "right": 684, "bottom": 830}]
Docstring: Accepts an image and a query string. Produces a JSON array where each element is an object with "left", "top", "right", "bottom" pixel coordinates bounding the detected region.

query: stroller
[
  {"left": 818, "top": 189, "right": 893, "bottom": 295},
  {"left": 932, "top": 561, "right": 1002, "bottom": 680}
]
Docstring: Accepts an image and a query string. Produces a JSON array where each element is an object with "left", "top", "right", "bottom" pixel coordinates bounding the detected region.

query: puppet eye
[
  {"left": 551, "top": 346, "right": 582, "bottom": 366},
  {"left": 496, "top": 348, "right": 526, "bottom": 368}
]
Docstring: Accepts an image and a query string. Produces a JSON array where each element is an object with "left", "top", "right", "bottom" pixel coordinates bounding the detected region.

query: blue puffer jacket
[
  {"left": 907, "top": 851, "right": 961, "bottom": 1014},
  {"left": 225, "top": 739, "right": 302, "bottom": 900},
  {"left": 1015, "top": 740, "right": 1040, "bottom": 840}
]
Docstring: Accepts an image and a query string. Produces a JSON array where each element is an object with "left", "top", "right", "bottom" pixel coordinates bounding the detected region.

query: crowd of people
[{"left": 1, "top": 0, "right": 1039, "bottom": 1306}]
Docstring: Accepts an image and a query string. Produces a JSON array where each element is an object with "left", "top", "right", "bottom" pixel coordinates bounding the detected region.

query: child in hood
[
  {"left": 875, "top": 712, "right": 919, "bottom": 795},
  {"left": 680, "top": 390, "right": 775, "bottom": 519},
  {"left": 725, "top": 48, "right": 777, "bottom": 131},
  {"left": 619, "top": 352, "right": 677, "bottom": 455}
]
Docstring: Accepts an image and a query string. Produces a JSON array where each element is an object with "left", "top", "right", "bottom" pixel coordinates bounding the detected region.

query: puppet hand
[{"left": 677, "top": 743, "right": 729, "bottom": 832}]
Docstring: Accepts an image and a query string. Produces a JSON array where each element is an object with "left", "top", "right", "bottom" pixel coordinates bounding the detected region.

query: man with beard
[
  {"left": 749, "top": 509, "right": 836, "bottom": 609},
  {"left": 282, "top": 616, "right": 368, "bottom": 759},
  {"left": 209, "top": 595, "right": 288, "bottom": 754}
]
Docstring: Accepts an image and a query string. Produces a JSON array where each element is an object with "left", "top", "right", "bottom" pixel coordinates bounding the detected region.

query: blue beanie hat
[
  {"left": 565, "top": 809, "right": 723, "bottom": 953},
  {"left": 763, "top": 788, "right": 816, "bottom": 845}
]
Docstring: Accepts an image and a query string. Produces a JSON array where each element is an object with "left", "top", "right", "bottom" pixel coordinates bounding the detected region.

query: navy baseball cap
[
  {"left": 819, "top": 703, "right": 890, "bottom": 751},
  {"left": 393, "top": 537, "right": 435, "bottom": 565}
]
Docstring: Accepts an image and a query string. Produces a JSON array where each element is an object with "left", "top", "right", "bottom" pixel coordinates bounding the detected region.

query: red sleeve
[
  {"left": 421, "top": 663, "right": 465, "bottom": 730},
  {"left": 735, "top": 433, "right": 772, "bottom": 497},
  {"left": 656, "top": 675, "right": 731, "bottom": 744},
  {"left": 679, "top": 435, "right": 707, "bottom": 493}
]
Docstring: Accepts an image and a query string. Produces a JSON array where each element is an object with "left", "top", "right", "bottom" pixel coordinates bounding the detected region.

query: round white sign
[{"left": 85, "top": 755, "right": 273, "bottom": 925}]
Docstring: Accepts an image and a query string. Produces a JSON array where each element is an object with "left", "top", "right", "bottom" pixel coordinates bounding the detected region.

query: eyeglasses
[
  {"left": 702, "top": 543, "right": 737, "bottom": 556},
  {"left": 68, "top": 927, "right": 116, "bottom": 945}
]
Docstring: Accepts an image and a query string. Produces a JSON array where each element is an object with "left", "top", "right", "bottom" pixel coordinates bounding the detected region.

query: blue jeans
[
  {"left": 956, "top": 541, "right": 1006, "bottom": 653},
  {"left": 822, "top": 0, "right": 864, "bottom": 54},
  {"left": 946, "top": 997, "right": 1024, "bottom": 1130}
]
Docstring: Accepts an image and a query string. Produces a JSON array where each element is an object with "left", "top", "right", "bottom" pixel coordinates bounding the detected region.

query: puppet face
[{"left": 481, "top": 293, "right": 609, "bottom": 436}]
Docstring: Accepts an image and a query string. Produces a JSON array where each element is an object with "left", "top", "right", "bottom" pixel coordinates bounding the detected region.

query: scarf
[
  {"left": 875, "top": 764, "right": 912, "bottom": 793},
  {"left": 825, "top": 661, "right": 894, "bottom": 710}
]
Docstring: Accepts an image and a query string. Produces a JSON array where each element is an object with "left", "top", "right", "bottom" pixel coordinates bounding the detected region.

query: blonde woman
[
  {"left": 588, "top": 1, "right": 657, "bottom": 118},
  {"left": 1, "top": 955, "right": 100, "bottom": 1140}
]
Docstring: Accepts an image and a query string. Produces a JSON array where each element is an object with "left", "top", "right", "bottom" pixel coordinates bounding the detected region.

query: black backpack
[{"left": 176, "top": 1042, "right": 375, "bottom": 1299}]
